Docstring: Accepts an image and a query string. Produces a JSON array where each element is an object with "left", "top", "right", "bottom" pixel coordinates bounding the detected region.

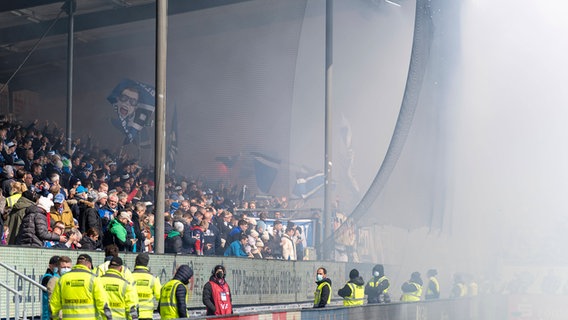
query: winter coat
[
  {"left": 49, "top": 201, "right": 74, "bottom": 231},
  {"left": 281, "top": 233, "right": 296, "bottom": 261},
  {"left": 77, "top": 200, "right": 102, "bottom": 236},
  {"left": 6, "top": 196, "right": 35, "bottom": 245},
  {"left": 16, "top": 205, "right": 60, "bottom": 247}
]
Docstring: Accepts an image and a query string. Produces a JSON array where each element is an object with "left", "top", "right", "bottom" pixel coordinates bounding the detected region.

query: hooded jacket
[
  {"left": 159, "top": 265, "right": 193, "bottom": 319},
  {"left": 6, "top": 195, "right": 35, "bottom": 245},
  {"left": 16, "top": 205, "right": 61, "bottom": 247},
  {"left": 365, "top": 264, "right": 390, "bottom": 303}
]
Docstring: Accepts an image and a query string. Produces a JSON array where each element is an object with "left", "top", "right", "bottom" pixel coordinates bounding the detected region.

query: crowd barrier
[
  {"left": 3, "top": 247, "right": 564, "bottom": 320},
  {"left": 0, "top": 246, "right": 352, "bottom": 318}
]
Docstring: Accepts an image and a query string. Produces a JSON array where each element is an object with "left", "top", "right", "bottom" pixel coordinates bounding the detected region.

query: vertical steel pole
[
  {"left": 65, "top": 0, "right": 76, "bottom": 155},
  {"left": 154, "top": 0, "right": 168, "bottom": 253},
  {"left": 323, "top": 0, "right": 334, "bottom": 261}
]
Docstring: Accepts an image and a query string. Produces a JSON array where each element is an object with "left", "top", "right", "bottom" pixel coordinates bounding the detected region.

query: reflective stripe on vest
[
  {"left": 314, "top": 282, "right": 331, "bottom": 306},
  {"left": 159, "top": 279, "right": 186, "bottom": 319},
  {"left": 343, "top": 283, "right": 365, "bottom": 306},
  {"left": 56, "top": 269, "right": 97, "bottom": 319},
  {"left": 133, "top": 268, "right": 158, "bottom": 318},
  {"left": 369, "top": 276, "right": 390, "bottom": 293},
  {"left": 401, "top": 282, "right": 422, "bottom": 302},
  {"left": 427, "top": 277, "right": 440, "bottom": 296}
]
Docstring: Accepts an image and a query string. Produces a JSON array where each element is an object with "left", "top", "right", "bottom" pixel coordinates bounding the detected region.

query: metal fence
[{"left": 0, "top": 262, "right": 46, "bottom": 320}]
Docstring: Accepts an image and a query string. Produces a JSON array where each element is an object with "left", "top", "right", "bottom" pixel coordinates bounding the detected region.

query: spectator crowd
[{"left": 0, "top": 118, "right": 307, "bottom": 260}]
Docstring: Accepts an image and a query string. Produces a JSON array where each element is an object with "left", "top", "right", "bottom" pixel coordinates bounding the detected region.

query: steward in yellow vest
[
  {"left": 365, "top": 264, "right": 391, "bottom": 303},
  {"left": 425, "top": 269, "right": 440, "bottom": 300},
  {"left": 401, "top": 271, "right": 423, "bottom": 302},
  {"left": 100, "top": 257, "right": 139, "bottom": 320},
  {"left": 49, "top": 254, "right": 112, "bottom": 320},
  {"left": 338, "top": 269, "right": 365, "bottom": 306},
  {"left": 132, "top": 253, "right": 161, "bottom": 320},
  {"left": 159, "top": 265, "right": 193, "bottom": 319},
  {"left": 313, "top": 267, "right": 332, "bottom": 308}
]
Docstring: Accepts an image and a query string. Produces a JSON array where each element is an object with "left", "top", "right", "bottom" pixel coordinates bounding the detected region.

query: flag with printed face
[{"left": 107, "top": 79, "right": 155, "bottom": 145}]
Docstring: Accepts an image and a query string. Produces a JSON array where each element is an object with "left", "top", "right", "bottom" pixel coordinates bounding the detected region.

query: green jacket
[{"left": 109, "top": 218, "right": 127, "bottom": 242}]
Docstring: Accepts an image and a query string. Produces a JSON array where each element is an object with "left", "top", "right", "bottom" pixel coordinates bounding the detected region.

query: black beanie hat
[
  {"left": 135, "top": 253, "right": 150, "bottom": 267},
  {"left": 349, "top": 268, "right": 359, "bottom": 279}
]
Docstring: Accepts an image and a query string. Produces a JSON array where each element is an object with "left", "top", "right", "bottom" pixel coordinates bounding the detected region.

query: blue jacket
[{"left": 224, "top": 240, "right": 248, "bottom": 257}]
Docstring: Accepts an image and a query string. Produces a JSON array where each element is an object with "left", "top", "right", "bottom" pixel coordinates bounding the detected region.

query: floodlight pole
[
  {"left": 154, "top": 0, "right": 168, "bottom": 254},
  {"left": 65, "top": 0, "right": 76, "bottom": 155},
  {"left": 323, "top": 0, "right": 334, "bottom": 261}
]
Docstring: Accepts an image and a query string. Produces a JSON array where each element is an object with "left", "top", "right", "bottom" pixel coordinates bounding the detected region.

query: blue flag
[
  {"left": 251, "top": 152, "right": 280, "bottom": 194},
  {"left": 293, "top": 172, "right": 325, "bottom": 199},
  {"left": 167, "top": 105, "right": 178, "bottom": 174}
]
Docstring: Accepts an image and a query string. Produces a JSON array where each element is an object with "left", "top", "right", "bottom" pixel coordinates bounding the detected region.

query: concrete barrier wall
[{"left": 0, "top": 246, "right": 347, "bottom": 316}]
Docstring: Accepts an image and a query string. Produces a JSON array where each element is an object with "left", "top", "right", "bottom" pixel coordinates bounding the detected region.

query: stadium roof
[{"left": 0, "top": 0, "right": 252, "bottom": 86}]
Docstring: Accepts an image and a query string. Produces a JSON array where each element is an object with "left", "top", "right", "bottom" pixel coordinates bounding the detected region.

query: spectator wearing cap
[
  {"left": 16, "top": 196, "right": 67, "bottom": 247},
  {"left": 159, "top": 265, "right": 193, "bottom": 319},
  {"left": 49, "top": 193, "right": 75, "bottom": 232},
  {"left": 100, "top": 257, "right": 139, "bottom": 320},
  {"left": 105, "top": 211, "right": 136, "bottom": 252},
  {"left": 132, "top": 253, "right": 161, "bottom": 320},
  {"left": 40, "top": 255, "right": 60, "bottom": 320},
  {"left": 338, "top": 268, "right": 365, "bottom": 306},
  {"left": 50, "top": 254, "right": 112, "bottom": 320}
]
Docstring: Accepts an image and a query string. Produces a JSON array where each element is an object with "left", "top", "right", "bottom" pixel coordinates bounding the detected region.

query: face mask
[
  {"left": 216, "top": 271, "right": 224, "bottom": 279},
  {"left": 373, "top": 271, "right": 380, "bottom": 277},
  {"left": 60, "top": 267, "right": 72, "bottom": 275},
  {"left": 53, "top": 267, "right": 59, "bottom": 274},
  {"left": 316, "top": 274, "right": 323, "bottom": 281}
]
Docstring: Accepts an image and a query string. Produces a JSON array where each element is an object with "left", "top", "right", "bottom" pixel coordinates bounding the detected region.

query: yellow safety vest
[
  {"left": 6, "top": 194, "right": 21, "bottom": 208},
  {"left": 401, "top": 282, "right": 422, "bottom": 302},
  {"left": 314, "top": 281, "right": 331, "bottom": 307},
  {"left": 49, "top": 264, "right": 112, "bottom": 320},
  {"left": 132, "top": 266, "right": 162, "bottom": 319},
  {"left": 426, "top": 276, "right": 440, "bottom": 298},
  {"left": 368, "top": 276, "right": 390, "bottom": 293},
  {"left": 100, "top": 268, "right": 138, "bottom": 320},
  {"left": 453, "top": 282, "right": 468, "bottom": 298},
  {"left": 159, "top": 279, "right": 187, "bottom": 320},
  {"left": 96, "top": 260, "right": 135, "bottom": 284},
  {"left": 343, "top": 282, "right": 365, "bottom": 306}
]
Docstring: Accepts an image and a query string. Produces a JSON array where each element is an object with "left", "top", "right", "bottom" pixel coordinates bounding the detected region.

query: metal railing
[{"left": 0, "top": 262, "right": 46, "bottom": 320}]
